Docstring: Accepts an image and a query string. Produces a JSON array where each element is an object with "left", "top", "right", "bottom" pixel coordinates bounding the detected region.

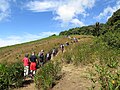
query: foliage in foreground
[
  {"left": 0, "top": 61, "right": 24, "bottom": 90},
  {"left": 34, "top": 61, "right": 61, "bottom": 90}
]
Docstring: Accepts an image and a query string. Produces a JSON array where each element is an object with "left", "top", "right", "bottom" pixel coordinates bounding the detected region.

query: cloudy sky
[{"left": 0, "top": 0, "right": 120, "bottom": 47}]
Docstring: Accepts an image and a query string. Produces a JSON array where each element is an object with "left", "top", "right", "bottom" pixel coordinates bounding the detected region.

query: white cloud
[
  {"left": 26, "top": 1, "right": 57, "bottom": 12},
  {"left": 0, "top": 31, "right": 59, "bottom": 47},
  {"left": 0, "top": 0, "right": 10, "bottom": 21},
  {"left": 26, "top": 0, "right": 95, "bottom": 27},
  {"left": 0, "top": 36, "right": 20, "bottom": 47},
  {"left": 71, "top": 19, "right": 85, "bottom": 26},
  {"left": 96, "top": 0, "right": 120, "bottom": 20}
]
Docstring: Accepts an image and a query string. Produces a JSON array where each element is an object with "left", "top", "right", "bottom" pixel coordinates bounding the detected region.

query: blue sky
[{"left": 0, "top": 0, "right": 120, "bottom": 47}]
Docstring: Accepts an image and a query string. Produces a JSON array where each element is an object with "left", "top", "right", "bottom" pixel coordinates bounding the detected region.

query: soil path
[
  {"left": 15, "top": 64, "right": 94, "bottom": 90},
  {"left": 14, "top": 79, "right": 35, "bottom": 90},
  {"left": 52, "top": 64, "right": 93, "bottom": 90}
]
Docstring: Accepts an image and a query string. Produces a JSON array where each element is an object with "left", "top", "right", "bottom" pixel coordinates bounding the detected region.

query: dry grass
[
  {"left": 0, "top": 36, "right": 67, "bottom": 63},
  {"left": 0, "top": 35, "right": 92, "bottom": 63}
]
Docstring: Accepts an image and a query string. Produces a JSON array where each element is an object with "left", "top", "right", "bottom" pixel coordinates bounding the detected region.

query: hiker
[
  {"left": 75, "top": 38, "right": 78, "bottom": 42},
  {"left": 38, "top": 50, "right": 44, "bottom": 66},
  {"left": 68, "top": 35, "right": 71, "bottom": 39},
  {"left": 22, "top": 53, "right": 29, "bottom": 78},
  {"left": 73, "top": 37, "right": 76, "bottom": 43},
  {"left": 60, "top": 44, "right": 64, "bottom": 53},
  {"left": 45, "top": 51, "right": 51, "bottom": 61},
  {"left": 66, "top": 42, "right": 69, "bottom": 46},
  {"left": 29, "top": 52, "right": 37, "bottom": 78},
  {"left": 52, "top": 48, "right": 56, "bottom": 57},
  {"left": 73, "top": 37, "right": 78, "bottom": 43}
]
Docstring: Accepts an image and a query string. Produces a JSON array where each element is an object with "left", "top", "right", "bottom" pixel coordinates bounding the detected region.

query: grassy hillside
[{"left": 0, "top": 36, "right": 71, "bottom": 63}]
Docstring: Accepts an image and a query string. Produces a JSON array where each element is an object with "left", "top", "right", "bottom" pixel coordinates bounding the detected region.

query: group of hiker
[
  {"left": 22, "top": 37, "right": 78, "bottom": 79},
  {"left": 22, "top": 44, "right": 65, "bottom": 79}
]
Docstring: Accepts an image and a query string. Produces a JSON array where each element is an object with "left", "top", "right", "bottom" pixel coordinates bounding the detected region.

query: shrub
[
  {"left": 88, "top": 37, "right": 120, "bottom": 90},
  {"left": 72, "top": 44, "right": 94, "bottom": 65},
  {"left": 101, "top": 31, "right": 120, "bottom": 49},
  {"left": 0, "top": 61, "right": 24, "bottom": 90},
  {"left": 90, "top": 64, "right": 120, "bottom": 90},
  {"left": 63, "top": 42, "right": 95, "bottom": 66},
  {"left": 34, "top": 61, "right": 61, "bottom": 90},
  {"left": 93, "top": 38, "right": 119, "bottom": 67}
]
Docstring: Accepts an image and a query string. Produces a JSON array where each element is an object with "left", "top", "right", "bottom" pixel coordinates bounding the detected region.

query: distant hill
[
  {"left": 59, "top": 9, "right": 120, "bottom": 36},
  {"left": 106, "top": 9, "right": 120, "bottom": 31}
]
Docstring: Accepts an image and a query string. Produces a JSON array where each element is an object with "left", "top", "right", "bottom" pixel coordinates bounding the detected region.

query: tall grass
[
  {"left": 63, "top": 41, "right": 95, "bottom": 65},
  {"left": 62, "top": 37, "right": 120, "bottom": 89},
  {"left": 34, "top": 61, "right": 61, "bottom": 90},
  {"left": 0, "top": 61, "right": 24, "bottom": 90},
  {"left": 89, "top": 39, "right": 120, "bottom": 89}
]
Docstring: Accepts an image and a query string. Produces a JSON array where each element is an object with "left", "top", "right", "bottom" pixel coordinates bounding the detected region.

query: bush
[
  {"left": 34, "top": 61, "right": 61, "bottom": 90},
  {"left": 88, "top": 37, "right": 120, "bottom": 90},
  {"left": 101, "top": 31, "right": 120, "bottom": 48},
  {"left": 63, "top": 51, "right": 72, "bottom": 64},
  {"left": 0, "top": 61, "right": 24, "bottom": 90},
  {"left": 72, "top": 44, "right": 95, "bottom": 65},
  {"left": 63, "top": 42, "right": 95, "bottom": 66},
  {"left": 90, "top": 64, "right": 120, "bottom": 90}
]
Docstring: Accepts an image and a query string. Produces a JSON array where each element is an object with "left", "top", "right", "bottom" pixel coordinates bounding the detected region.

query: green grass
[
  {"left": 0, "top": 61, "right": 24, "bottom": 90},
  {"left": 34, "top": 61, "right": 61, "bottom": 90}
]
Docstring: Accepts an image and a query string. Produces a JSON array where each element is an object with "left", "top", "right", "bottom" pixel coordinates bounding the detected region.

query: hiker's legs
[
  {"left": 24, "top": 66, "right": 26, "bottom": 77},
  {"left": 30, "top": 63, "right": 34, "bottom": 77},
  {"left": 26, "top": 66, "right": 29, "bottom": 76},
  {"left": 24, "top": 66, "right": 29, "bottom": 77},
  {"left": 30, "top": 70, "right": 36, "bottom": 77},
  {"left": 30, "top": 70, "right": 33, "bottom": 78}
]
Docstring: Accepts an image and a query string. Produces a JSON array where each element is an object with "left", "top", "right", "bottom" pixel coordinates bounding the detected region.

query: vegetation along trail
[{"left": 15, "top": 36, "right": 94, "bottom": 90}]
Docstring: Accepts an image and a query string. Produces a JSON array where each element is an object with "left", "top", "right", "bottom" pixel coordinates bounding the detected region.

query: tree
[{"left": 93, "top": 22, "right": 100, "bottom": 37}]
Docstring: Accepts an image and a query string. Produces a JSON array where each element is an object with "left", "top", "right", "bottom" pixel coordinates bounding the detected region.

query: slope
[{"left": 0, "top": 36, "right": 71, "bottom": 63}]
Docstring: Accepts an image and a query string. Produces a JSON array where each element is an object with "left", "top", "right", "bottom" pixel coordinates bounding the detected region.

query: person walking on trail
[
  {"left": 52, "top": 48, "right": 56, "bottom": 57},
  {"left": 73, "top": 37, "right": 78, "bottom": 43},
  {"left": 60, "top": 44, "right": 64, "bottom": 53},
  {"left": 46, "top": 51, "right": 51, "bottom": 61},
  {"left": 66, "top": 42, "right": 69, "bottom": 46},
  {"left": 29, "top": 52, "right": 37, "bottom": 78},
  {"left": 22, "top": 53, "right": 29, "bottom": 78},
  {"left": 38, "top": 50, "right": 44, "bottom": 67}
]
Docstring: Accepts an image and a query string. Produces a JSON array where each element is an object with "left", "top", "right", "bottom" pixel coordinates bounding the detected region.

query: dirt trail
[
  {"left": 52, "top": 64, "right": 93, "bottom": 90},
  {"left": 14, "top": 79, "right": 35, "bottom": 90},
  {"left": 16, "top": 64, "right": 94, "bottom": 90}
]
